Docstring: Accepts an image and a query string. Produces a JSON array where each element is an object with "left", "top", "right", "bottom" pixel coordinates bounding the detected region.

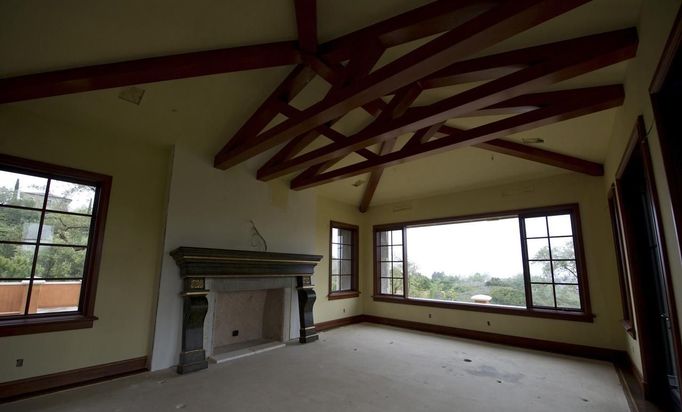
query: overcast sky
[
  {"left": 406, "top": 217, "right": 524, "bottom": 279},
  {"left": 0, "top": 171, "right": 93, "bottom": 212}
]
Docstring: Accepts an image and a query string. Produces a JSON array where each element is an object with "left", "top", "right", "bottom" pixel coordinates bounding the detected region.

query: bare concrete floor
[{"left": 5, "top": 323, "right": 629, "bottom": 411}]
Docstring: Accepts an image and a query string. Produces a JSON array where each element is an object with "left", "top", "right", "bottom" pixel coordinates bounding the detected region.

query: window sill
[
  {"left": 0, "top": 314, "right": 97, "bottom": 337},
  {"left": 372, "top": 295, "right": 594, "bottom": 322},
  {"left": 328, "top": 291, "right": 360, "bottom": 300}
]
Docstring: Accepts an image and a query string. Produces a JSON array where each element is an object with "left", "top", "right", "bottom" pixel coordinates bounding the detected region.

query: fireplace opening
[{"left": 210, "top": 288, "right": 287, "bottom": 363}]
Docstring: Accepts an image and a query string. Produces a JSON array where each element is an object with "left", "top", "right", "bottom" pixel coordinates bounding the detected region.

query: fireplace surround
[{"left": 170, "top": 247, "right": 322, "bottom": 374}]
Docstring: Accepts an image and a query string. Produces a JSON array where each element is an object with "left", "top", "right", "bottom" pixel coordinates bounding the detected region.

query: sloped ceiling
[{"left": 0, "top": 0, "right": 642, "bottom": 207}]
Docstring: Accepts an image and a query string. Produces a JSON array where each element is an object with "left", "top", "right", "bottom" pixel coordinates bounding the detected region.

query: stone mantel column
[
  {"left": 170, "top": 247, "right": 323, "bottom": 374},
  {"left": 177, "top": 278, "right": 209, "bottom": 374}
]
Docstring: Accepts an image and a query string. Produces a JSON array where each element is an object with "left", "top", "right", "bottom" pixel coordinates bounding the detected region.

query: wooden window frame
[
  {"left": 0, "top": 153, "right": 111, "bottom": 336},
  {"left": 328, "top": 221, "right": 359, "bottom": 300},
  {"left": 372, "top": 204, "right": 594, "bottom": 322},
  {"left": 607, "top": 185, "right": 636, "bottom": 338}
]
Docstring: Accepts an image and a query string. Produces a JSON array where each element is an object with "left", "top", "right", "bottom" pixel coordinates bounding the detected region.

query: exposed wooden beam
[
  {"left": 359, "top": 171, "right": 384, "bottom": 213},
  {"left": 260, "top": 28, "right": 637, "bottom": 177},
  {"left": 358, "top": 85, "right": 422, "bottom": 212},
  {"left": 275, "top": 102, "right": 377, "bottom": 161},
  {"left": 403, "top": 122, "right": 446, "bottom": 150},
  {"left": 295, "top": 0, "right": 318, "bottom": 54},
  {"left": 0, "top": 41, "right": 302, "bottom": 104},
  {"left": 432, "top": 124, "right": 603, "bottom": 175},
  {"left": 257, "top": 43, "right": 386, "bottom": 180},
  {"left": 289, "top": 85, "right": 623, "bottom": 190},
  {"left": 319, "top": 0, "right": 502, "bottom": 62},
  {"left": 214, "top": 0, "right": 590, "bottom": 170},
  {"left": 215, "top": 64, "right": 316, "bottom": 157},
  {"left": 358, "top": 124, "right": 442, "bottom": 213},
  {"left": 474, "top": 139, "right": 604, "bottom": 176}
]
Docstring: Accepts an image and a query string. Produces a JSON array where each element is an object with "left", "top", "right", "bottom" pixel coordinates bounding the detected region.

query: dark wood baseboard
[
  {"left": 362, "top": 315, "right": 626, "bottom": 362},
  {"left": 318, "top": 314, "right": 627, "bottom": 363},
  {"left": 0, "top": 356, "right": 148, "bottom": 403},
  {"left": 316, "top": 315, "right": 365, "bottom": 331},
  {"left": 614, "top": 355, "right": 661, "bottom": 412}
]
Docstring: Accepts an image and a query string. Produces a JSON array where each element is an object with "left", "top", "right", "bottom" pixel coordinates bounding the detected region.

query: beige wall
[
  {"left": 602, "top": 0, "right": 682, "bottom": 375},
  {"left": 355, "top": 173, "right": 625, "bottom": 350},
  {"left": 0, "top": 106, "right": 171, "bottom": 383},
  {"left": 313, "top": 197, "right": 364, "bottom": 323},
  {"left": 150, "top": 144, "right": 318, "bottom": 370}
]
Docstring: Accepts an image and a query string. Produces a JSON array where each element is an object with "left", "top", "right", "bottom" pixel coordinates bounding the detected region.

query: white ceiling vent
[{"left": 118, "top": 86, "right": 145, "bottom": 105}]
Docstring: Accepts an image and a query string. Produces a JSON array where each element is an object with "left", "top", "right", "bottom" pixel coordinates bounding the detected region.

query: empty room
[{"left": 1, "top": 0, "right": 682, "bottom": 410}]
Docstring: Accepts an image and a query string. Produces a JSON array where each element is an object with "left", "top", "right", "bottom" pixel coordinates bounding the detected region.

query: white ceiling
[{"left": 0, "top": 0, "right": 642, "bottom": 208}]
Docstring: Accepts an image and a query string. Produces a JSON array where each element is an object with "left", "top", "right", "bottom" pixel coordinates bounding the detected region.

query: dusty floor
[{"left": 5, "top": 323, "right": 629, "bottom": 411}]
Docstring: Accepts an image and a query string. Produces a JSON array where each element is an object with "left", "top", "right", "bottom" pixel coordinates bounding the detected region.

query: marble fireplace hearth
[{"left": 170, "top": 247, "right": 322, "bottom": 374}]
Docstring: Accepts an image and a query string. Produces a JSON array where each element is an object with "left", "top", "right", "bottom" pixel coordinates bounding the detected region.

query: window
[
  {"left": 373, "top": 204, "right": 592, "bottom": 321},
  {"left": 0, "top": 154, "right": 111, "bottom": 336},
  {"left": 329, "top": 221, "right": 359, "bottom": 299}
]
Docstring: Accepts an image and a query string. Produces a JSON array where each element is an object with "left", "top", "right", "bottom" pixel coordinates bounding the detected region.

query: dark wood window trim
[
  {"left": 328, "top": 221, "right": 359, "bottom": 300},
  {"left": 613, "top": 116, "right": 682, "bottom": 405},
  {"left": 0, "top": 153, "right": 111, "bottom": 336},
  {"left": 608, "top": 186, "right": 636, "bottom": 338},
  {"left": 650, "top": 8, "right": 682, "bottom": 261},
  {"left": 372, "top": 204, "right": 594, "bottom": 323}
]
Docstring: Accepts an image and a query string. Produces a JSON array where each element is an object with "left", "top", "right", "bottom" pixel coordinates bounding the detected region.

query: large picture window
[
  {"left": 373, "top": 204, "right": 592, "bottom": 321},
  {"left": 0, "top": 154, "right": 111, "bottom": 335}
]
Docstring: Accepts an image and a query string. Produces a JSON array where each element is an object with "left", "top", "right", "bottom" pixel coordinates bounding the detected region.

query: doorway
[{"left": 615, "top": 117, "right": 682, "bottom": 410}]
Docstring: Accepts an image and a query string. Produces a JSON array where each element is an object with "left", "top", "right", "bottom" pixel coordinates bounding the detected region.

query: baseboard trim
[
  {"left": 315, "top": 315, "right": 365, "bottom": 332},
  {"left": 614, "top": 355, "right": 661, "bottom": 412},
  {"left": 318, "top": 314, "right": 626, "bottom": 363},
  {"left": 0, "top": 356, "right": 148, "bottom": 403}
]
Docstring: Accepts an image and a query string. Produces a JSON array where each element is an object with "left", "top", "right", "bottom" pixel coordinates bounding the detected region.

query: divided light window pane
[
  {"left": 405, "top": 218, "right": 526, "bottom": 307},
  {"left": 523, "top": 213, "right": 581, "bottom": 311},
  {"left": 0, "top": 171, "right": 48, "bottom": 209},
  {"left": 46, "top": 180, "right": 96, "bottom": 214},
  {"left": 0, "top": 169, "right": 98, "bottom": 317},
  {"left": 330, "top": 223, "right": 357, "bottom": 293}
]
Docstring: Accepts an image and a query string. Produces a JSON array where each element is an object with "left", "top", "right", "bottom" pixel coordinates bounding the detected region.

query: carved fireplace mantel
[{"left": 170, "top": 247, "right": 322, "bottom": 374}]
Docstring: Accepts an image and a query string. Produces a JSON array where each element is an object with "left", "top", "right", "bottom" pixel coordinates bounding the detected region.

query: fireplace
[{"left": 170, "top": 247, "right": 322, "bottom": 374}]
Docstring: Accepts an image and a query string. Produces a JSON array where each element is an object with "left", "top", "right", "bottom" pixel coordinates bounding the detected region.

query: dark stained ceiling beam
[
  {"left": 357, "top": 84, "right": 423, "bottom": 212},
  {"left": 216, "top": 64, "right": 316, "bottom": 156},
  {"left": 319, "top": 0, "right": 502, "bottom": 63},
  {"left": 289, "top": 85, "right": 624, "bottom": 190},
  {"left": 275, "top": 102, "right": 378, "bottom": 161},
  {"left": 257, "top": 42, "right": 386, "bottom": 179},
  {"left": 359, "top": 121, "right": 442, "bottom": 213},
  {"left": 295, "top": 0, "right": 318, "bottom": 54},
  {"left": 260, "top": 28, "right": 637, "bottom": 178},
  {"left": 214, "top": 0, "right": 591, "bottom": 170},
  {"left": 432, "top": 124, "right": 603, "bottom": 175},
  {"left": 474, "top": 138, "right": 604, "bottom": 176},
  {"left": 0, "top": 41, "right": 303, "bottom": 104}
]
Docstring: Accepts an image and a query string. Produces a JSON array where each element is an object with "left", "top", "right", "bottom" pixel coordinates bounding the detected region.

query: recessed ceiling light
[
  {"left": 118, "top": 86, "right": 145, "bottom": 105},
  {"left": 521, "top": 137, "right": 545, "bottom": 144}
]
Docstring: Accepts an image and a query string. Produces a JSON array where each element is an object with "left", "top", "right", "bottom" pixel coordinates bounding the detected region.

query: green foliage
[
  {"left": 0, "top": 182, "right": 92, "bottom": 280},
  {"left": 529, "top": 244, "right": 581, "bottom": 309},
  {"left": 407, "top": 263, "right": 527, "bottom": 307}
]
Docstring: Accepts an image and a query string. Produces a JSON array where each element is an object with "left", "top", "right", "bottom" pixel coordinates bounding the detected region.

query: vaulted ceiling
[{"left": 0, "top": 0, "right": 642, "bottom": 209}]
